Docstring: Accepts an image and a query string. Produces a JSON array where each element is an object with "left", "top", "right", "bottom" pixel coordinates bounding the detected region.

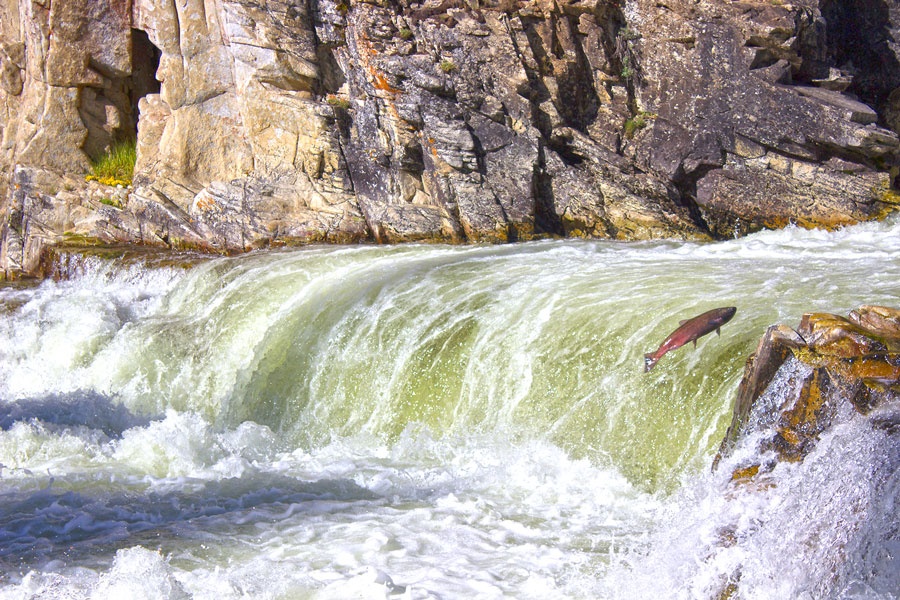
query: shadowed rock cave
[
  {"left": 819, "top": 0, "right": 900, "bottom": 131},
  {"left": 79, "top": 28, "right": 161, "bottom": 160},
  {"left": 130, "top": 28, "right": 162, "bottom": 130}
]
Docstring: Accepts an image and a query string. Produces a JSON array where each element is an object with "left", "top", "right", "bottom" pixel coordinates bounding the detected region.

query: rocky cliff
[{"left": 1, "top": 0, "right": 900, "bottom": 278}]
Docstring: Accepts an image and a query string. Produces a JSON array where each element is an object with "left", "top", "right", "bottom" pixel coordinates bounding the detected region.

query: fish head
[{"left": 716, "top": 307, "right": 737, "bottom": 324}]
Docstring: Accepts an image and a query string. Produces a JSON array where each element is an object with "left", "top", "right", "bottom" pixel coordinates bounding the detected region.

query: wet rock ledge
[{"left": 717, "top": 305, "right": 900, "bottom": 471}]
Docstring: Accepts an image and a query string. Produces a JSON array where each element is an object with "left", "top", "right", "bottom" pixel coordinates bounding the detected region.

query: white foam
[
  {"left": 92, "top": 547, "right": 190, "bottom": 600},
  {"left": 602, "top": 407, "right": 899, "bottom": 599},
  {"left": 1, "top": 218, "right": 899, "bottom": 598}
]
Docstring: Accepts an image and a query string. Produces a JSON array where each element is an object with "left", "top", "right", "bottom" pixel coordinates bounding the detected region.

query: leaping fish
[{"left": 644, "top": 307, "right": 737, "bottom": 372}]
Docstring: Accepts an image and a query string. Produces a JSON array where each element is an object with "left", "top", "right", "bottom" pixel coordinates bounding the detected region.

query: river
[{"left": 0, "top": 217, "right": 898, "bottom": 599}]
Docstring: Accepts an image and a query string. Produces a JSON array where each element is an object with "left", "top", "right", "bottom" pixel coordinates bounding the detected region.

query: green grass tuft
[
  {"left": 623, "top": 111, "right": 656, "bottom": 139},
  {"left": 326, "top": 94, "right": 351, "bottom": 109},
  {"left": 87, "top": 140, "right": 136, "bottom": 187},
  {"left": 99, "top": 197, "right": 124, "bottom": 209}
]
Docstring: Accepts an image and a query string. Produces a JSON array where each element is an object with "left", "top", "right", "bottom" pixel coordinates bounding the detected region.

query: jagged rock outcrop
[
  {"left": 718, "top": 305, "right": 900, "bottom": 467},
  {"left": 711, "top": 305, "right": 900, "bottom": 600},
  {"left": 2, "top": 0, "right": 900, "bottom": 277}
]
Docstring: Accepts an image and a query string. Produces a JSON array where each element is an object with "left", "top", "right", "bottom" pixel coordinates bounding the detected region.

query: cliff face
[{"left": 1, "top": 0, "right": 899, "bottom": 277}]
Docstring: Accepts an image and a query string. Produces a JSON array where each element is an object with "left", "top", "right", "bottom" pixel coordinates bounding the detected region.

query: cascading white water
[{"left": 0, "top": 218, "right": 898, "bottom": 599}]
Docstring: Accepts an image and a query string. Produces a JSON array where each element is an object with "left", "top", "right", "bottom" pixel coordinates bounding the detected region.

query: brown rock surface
[{"left": 718, "top": 305, "right": 900, "bottom": 467}]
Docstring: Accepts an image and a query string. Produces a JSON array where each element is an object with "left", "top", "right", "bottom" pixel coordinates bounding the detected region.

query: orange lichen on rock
[
  {"left": 731, "top": 464, "right": 760, "bottom": 482},
  {"left": 372, "top": 71, "right": 402, "bottom": 94},
  {"left": 797, "top": 313, "right": 889, "bottom": 358},
  {"left": 194, "top": 195, "right": 218, "bottom": 212},
  {"left": 719, "top": 305, "right": 900, "bottom": 465}
]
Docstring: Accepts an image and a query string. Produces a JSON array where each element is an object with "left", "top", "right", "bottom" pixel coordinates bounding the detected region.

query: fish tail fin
[{"left": 644, "top": 353, "right": 658, "bottom": 372}]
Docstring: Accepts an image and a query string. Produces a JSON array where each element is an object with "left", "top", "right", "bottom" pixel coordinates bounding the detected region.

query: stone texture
[
  {"left": 2, "top": 0, "right": 900, "bottom": 277},
  {"left": 710, "top": 305, "right": 900, "bottom": 599},
  {"left": 717, "top": 305, "right": 900, "bottom": 465}
]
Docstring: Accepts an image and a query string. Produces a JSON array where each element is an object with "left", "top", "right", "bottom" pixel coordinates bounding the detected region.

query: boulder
[
  {"left": 717, "top": 305, "right": 900, "bottom": 466},
  {"left": 710, "top": 304, "right": 900, "bottom": 599}
]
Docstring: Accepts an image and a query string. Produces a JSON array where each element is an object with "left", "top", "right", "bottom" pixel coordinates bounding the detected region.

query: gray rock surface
[{"left": 1, "top": 0, "right": 899, "bottom": 277}]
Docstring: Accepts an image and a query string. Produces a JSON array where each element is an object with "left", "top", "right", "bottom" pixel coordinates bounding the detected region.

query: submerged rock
[{"left": 718, "top": 305, "right": 900, "bottom": 466}]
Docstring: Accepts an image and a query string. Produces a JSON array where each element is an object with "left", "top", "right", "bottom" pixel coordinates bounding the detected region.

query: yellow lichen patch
[
  {"left": 60, "top": 233, "right": 108, "bottom": 246},
  {"left": 861, "top": 377, "right": 900, "bottom": 393},
  {"left": 847, "top": 355, "right": 900, "bottom": 381},
  {"left": 874, "top": 179, "right": 900, "bottom": 205},
  {"left": 781, "top": 367, "right": 828, "bottom": 429},
  {"left": 716, "top": 582, "right": 739, "bottom": 600},
  {"left": 85, "top": 174, "right": 130, "bottom": 188},
  {"left": 731, "top": 464, "right": 760, "bottom": 482},
  {"left": 798, "top": 313, "right": 888, "bottom": 358},
  {"left": 868, "top": 179, "right": 900, "bottom": 221},
  {"left": 777, "top": 427, "right": 802, "bottom": 447}
]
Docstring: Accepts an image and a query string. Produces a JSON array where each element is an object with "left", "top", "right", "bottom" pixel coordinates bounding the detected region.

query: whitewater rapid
[{"left": 0, "top": 218, "right": 898, "bottom": 598}]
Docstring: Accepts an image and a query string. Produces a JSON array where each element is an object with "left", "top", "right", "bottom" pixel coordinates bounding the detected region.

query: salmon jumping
[{"left": 644, "top": 307, "right": 737, "bottom": 372}]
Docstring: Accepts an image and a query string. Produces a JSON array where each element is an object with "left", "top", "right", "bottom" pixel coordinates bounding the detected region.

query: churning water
[{"left": 0, "top": 218, "right": 898, "bottom": 599}]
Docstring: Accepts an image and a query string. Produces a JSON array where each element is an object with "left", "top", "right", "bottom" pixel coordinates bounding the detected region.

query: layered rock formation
[
  {"left": 712, "top": 305, "right": 900, "bottom": 600},
  {"left": 718, "top": 305, "right": 900, "bottom": 467},
  {"left": 2, "top": 0, "right": 900, "bottom": 277}
]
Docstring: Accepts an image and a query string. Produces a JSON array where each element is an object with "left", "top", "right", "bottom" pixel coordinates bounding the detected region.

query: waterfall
[{"left": 1, "top": 218, "right": 898, "bottom": 598}]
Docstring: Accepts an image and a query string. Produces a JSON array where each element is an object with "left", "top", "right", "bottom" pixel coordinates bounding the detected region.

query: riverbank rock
[
  {"left": 710, "top": 308, "right": 900, "bottom": 600},
  {"left": 717, "top": 305, "right": 900, "bottom": 467},
  {"left": 3, "top": 0, "right": 900, "bottom": 277}
]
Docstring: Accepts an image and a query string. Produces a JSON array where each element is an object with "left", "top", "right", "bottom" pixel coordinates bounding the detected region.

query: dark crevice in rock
[
  {"left": 791, "top": 8, "right": 830, "bottom": 84},
  {"left": 317, "top": 43, "right": 347, "bottom": 95},
  {"left": 517, "top": 14, "right": 602, "bottom": 133},
  {"left": 520, "top": 17, "right": 552, "bottom": 76},
  {"left": 530, "top": 102, "right": 553, "bottom": 140},
  {"left": 810, "top": 142, "right": 888, "bottom": 173},
  {"left": 517, "top": 31, "right": 553, "bottom": 101},
  {"left": 130, "top": 29, "right": 162, "bottom": 124},
  {"left": 547, "top": 134, "right": 585, "bottom": 167},
  {"left": 821, "top": 0, "right": 900, "bottom": 122},
  {"left": 399, "top": 141, "right": 425, "bottom": 175},
  {"left": 533, "top": 144, "right": 563, "bottom": 236},
  {"left": 469, "top": 124, "right": 489, "bottom": 177},
  {"left": 333, "top": 132, "right": 357, "bottom": 200},
  {"left": 81, "top": 28, "right": 162, "bottom": 161},
  {"left": 672, "top": 163, "right": 716, "bottom": 237},
  {"left": 505, "top": 217, "right": 519, "bottom": 243},
  {"left": 555, "top": 16, "right": 601, "bottom": 132},
  {"left": 611, "top": 15, "right": 640, "bottom": 113}
]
